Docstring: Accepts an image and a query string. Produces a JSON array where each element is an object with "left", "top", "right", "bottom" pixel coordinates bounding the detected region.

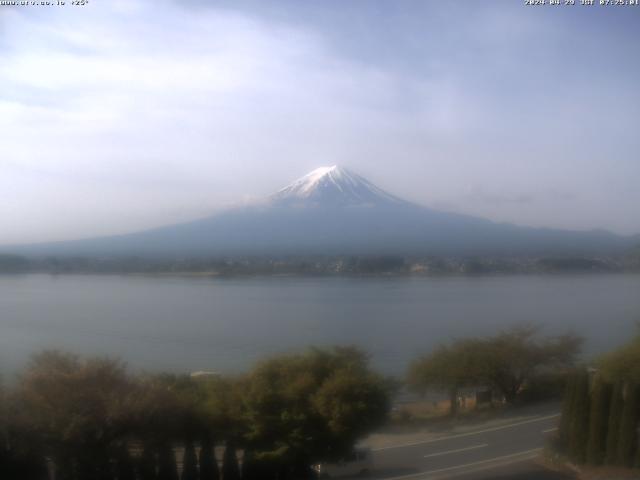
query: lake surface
[{"left": 1, "top": 274, "right": 639, "bottom": 377}]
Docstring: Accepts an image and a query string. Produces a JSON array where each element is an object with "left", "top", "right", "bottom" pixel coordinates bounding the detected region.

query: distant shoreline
[
  {"left": 1, "top": 252, "right": 639, "bottom": 277},
  {"left": 2, "top": 269, "right": 640, "bottom": 279}
]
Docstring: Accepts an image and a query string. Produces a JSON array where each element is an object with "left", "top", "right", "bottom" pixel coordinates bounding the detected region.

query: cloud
[
  {"left": 466, "top": 189, "right": 535, "bottom": 206},
  {"left": 464, "top": 187, "right": 577, "bottom": 207},
  {"left": 0, "top": 3, "right": 461, "bottom": 185}
]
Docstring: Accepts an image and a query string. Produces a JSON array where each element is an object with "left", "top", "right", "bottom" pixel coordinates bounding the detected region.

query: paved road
[{"left": 368, "top": 411, "right": 568, "bottom": 480}]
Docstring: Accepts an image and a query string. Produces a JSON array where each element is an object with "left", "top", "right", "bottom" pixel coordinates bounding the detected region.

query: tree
[
  {"left": 199, "top": 437, "right": 219, "bottom": 480},
  {"left": 157, "top": 443, "right": 179, "bottom": 480},
  {"left": 558, "top": 372, "right": 576, "bottom": 451},
  {"left": 241, "top": 347, "right": 390, "bottom": 478},
  {"left": 114, "top": 444, "right": 136, "bottom": 480},
  {"left": 222, "top": 441, "right": 240, "bottom": 480},
  {"left": 135, "top": 373, "right": 211, "bottom": 446},
  {"left": 1, "top": 378, "right": 49, "bottom": 480},
  {"left": 16, "top": 351, "right": 136, "bottom": 480},
  {"left": 599, "top": 332, "right": 640, "bottom": 384},
  {"left": 476, "top": 326, "right": 581, "bottom": 404},
  {"left": 199, "top": 376, "right": 246, "bottom": 445},
  {"left": 408, "top": 339, "right": 482, "bottom": 415},
  {"left": 605, "top": 381, "right": 624, "bottom": 465},
  {"left": 240, "top": 449, "right": 263, "bottom": 480},
  {"left": 132, "top": 372, "right": 210, "bottom": 480},
  {"left": 156, "top": 373, "right": 214, "bottom": 441},
  {"left": 567, "top": 369, "right": 589, "bottom": 464},
  {"left": 0, "top": 406, "right": 49, "bottom": 480},
  {"left": 409, "top": 326, "right": 582, "bottom": 410},
  {"left": 5, "top": 347, "right": 387, "bottom": 480},
  {"left": 182, "top": 441, "right": 199, "bottom": 480},
  {"left": 598, "top": 332, "right": 640, "bottom": 467},
  {"left": 616, "top": 383, "right": 639, "bottom": 467},
  {"left": 586, "top": 375, "right": 612, "bottom": 465},
  {"left": 138, "top": 444, "right": 157, "bottom": 480}
]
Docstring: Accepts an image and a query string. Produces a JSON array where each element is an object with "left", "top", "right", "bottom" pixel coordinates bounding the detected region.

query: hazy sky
[{"left": 1, "top": 0, "right": 639, "bottom": 244}]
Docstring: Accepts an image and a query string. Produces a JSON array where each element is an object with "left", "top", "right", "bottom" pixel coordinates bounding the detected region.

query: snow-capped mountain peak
[{"left": 269, "top": 166, "right": 406, "bottom": 207}]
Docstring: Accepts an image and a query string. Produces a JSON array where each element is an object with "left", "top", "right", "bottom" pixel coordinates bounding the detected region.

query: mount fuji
[{"left": 5, "top": 166, "right": 636, "bottom": 257}]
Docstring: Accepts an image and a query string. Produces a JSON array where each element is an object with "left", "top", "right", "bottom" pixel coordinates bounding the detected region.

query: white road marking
[
  {"left": 384, "top": 448, "right": 543, "bottom": 480},
  {"left": 422, "top": 448, "right": 542, "bottom": 476},
  {"left": 373, "top": 413, "right": 559, "bottom": 451},
  {"left": 542, "top": 427, "right": 558, "bottom": 433},
  {"left": 423, "top": 443, "right": 487, "bottom": 458}
]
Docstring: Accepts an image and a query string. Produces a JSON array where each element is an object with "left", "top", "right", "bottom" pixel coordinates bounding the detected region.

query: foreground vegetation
[
  {"left": 408, "top": 326, "right": 582, "bottom": 415},
  {"left": 3, "top": 325, "right": 629, "bottom": 480},
  {"left": 557, "top": 331, "right": 640, "bottom": 471},
  {"left": 0, "top": 347, "right": 391, "bottom": 480}
]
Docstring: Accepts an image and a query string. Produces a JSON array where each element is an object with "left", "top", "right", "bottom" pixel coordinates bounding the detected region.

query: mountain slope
[{"left": 4, "top": 166, "right": 636, "bottom": 257}]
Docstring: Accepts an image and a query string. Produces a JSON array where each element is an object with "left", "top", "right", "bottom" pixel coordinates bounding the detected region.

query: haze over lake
[{"left": 1, "top": 273, "right": 639, "bottom": 377}]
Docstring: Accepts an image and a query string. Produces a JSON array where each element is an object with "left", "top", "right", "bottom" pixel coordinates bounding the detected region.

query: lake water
[{"left": 1, "top": 274, "right": 639, "bottom": 377}]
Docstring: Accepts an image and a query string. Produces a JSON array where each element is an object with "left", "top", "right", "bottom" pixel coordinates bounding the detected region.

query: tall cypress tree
[
  {"left": 199, "top": 437, "right": 219, "bottom": 480},
  {"left": 586, "top": 377, "right": 612, "bottom": 465},
  {"left": 157, "top": 444, "right": 179, "bottom": 480},
  {"left": 1, "top": 446, "right": 49, "bottom": 480},
  {"left": 222, "top": 442, "right": 240, "bottom": 480},
  {"left": 115, "top": 445, "right": 136, "bottom": 480},
  {"left": 605, "top": 381, "right": 625, "bottom": 465},
  {"left": 138, "top": 444, "right": 157, "bottom": 480},
  {"left": 568, "top": 370, "right": 590, "bottom": 464},
  {"left": 559, "top": 373, "right": 577, "bottom": 453},
  {"left": 617, "top": 383, "right": 639, "bottom": 467},
  {"left": 240, "top": 449, "right": 258, "bottom": 480},
  {"left": 182, "top": 441, "right": 199, "bottom": 480},
  {"left": 54, "top": 453, "right": 76, "bottom": 480}
]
